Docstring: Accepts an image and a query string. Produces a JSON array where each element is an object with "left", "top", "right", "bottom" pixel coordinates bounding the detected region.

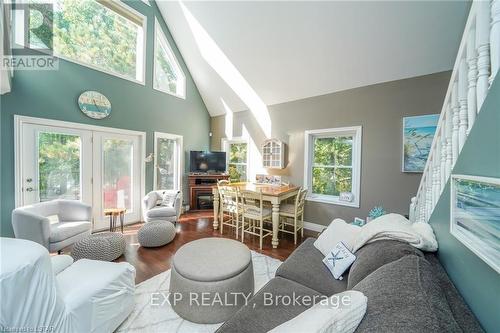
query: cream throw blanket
[{"left": 350, "top": 213, "right": 438, "bottom": 253}]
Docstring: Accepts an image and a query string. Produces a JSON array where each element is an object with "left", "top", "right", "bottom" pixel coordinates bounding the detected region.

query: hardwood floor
[{"left": 116, "top": 211, "right": 319, "bottom": 284}]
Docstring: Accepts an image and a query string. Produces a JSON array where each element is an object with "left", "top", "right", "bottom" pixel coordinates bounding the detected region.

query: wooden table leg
[
  {"left": 213, "top": 189, "right": 220, "bottom": 230},
  {"left": 271, "top": 202, "right": 280, "bottom": 249},
  {"left": 120, "top": 212, "right": 124, "bottom": 233},
  {"left": 109, "top": 215, "right": 113, "bottom": 232}
]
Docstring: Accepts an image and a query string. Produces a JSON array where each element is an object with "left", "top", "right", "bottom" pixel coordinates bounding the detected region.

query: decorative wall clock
[{"left": 78, "top": 91, "right": 111, "bottom": 119}]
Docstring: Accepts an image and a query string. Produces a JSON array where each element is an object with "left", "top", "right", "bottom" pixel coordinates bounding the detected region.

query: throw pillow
[
  {"left": 314, "top": 218, "right": 361, "bottom": 255},
  {"left": 268, "top": 290, "right": 367, "bottom": 333},
  {"left": 323, "top": 242, "right": 356, "bottom": 280},
  {"left": 160, "top": 191, "right": 178, "bottom": 207}
]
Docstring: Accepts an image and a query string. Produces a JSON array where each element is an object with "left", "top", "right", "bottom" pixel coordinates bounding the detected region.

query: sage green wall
[
  {"left": 428, "top": 76, "right": 500, "bottom": 332},
  {"left": 211, "top": 72, "right": 451, "bottom": 226},
  {"left": 0, "top": 1, "right": 210, "bottom": 237}
]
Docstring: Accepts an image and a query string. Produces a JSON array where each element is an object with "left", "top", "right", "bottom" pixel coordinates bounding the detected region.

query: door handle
[{"left": 25, "top": 187, "right": 34, "bottom": 192}]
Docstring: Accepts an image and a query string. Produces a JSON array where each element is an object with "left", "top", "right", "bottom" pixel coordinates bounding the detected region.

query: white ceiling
[{"left": 156, "top": 1, "right": 470, "bottom": 116}]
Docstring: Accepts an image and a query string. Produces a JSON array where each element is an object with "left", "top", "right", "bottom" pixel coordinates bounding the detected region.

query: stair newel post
[
  {"left": 409, "top": 197, "right": 416, "bottom": 223},
  {"left": 491, "top": 0, "right": 500, "bottom": 84},
  {"left": 458, "top": 58, "right": 469, "bottom": 152},
  {"left": 476, "top": 0, "right": 491, "bottom": 111},
  {"left": 445, "top": 107, "right": 453, "bottom": 180},
  {"left": 467, "top": 28, "right": 478, "bottom": 134},
  {"left": 426, "top": 174, "right": 432, "bottom": 221},
  {"left": 451, "top": 82, "right": 460, "bottom": 165},
  {"left": 433, "top": 148, "right": 440, "bottom": 206}
]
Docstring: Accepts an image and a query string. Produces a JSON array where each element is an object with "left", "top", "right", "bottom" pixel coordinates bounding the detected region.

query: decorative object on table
[
  {"left": 255, "top": 174, "right": 282, "bottom": 185},
  {"left": 368, "top": 206, "right": 387, "bottom": 221},
  {"left": 71, "top": 232, "right": 126, "bottom": 261},
  {"left": 138, "top": 220, "right": 176, "bottom": 247},
  {"left": 262, "top": 138, "right": 285, "bottom": 169},
  {"left": 402, "top": 114, "right": 439, "bottom": 172},
  {"left": 104, "top": 208, "right": 126, "bottom": 233},
  {"left": 169, "top": 238, "right": 254, "bottom": 324},
  {"left": 322, "top": 242, "right": 356, "bottom": 280},
  {"left": 352, "top": 217, "right": 366, "bottom": 227},
  {"left": 450, "top": 174, "right": 500, "bottom": 273},
  {"left": 78, "top": 90, "right": 111, "bottom": 119},
  {"left": 339, "top": 191, "right": 354, "bottom": 202}
]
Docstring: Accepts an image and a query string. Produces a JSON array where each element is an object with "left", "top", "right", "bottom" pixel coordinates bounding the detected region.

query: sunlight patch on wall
[
  {"left": 180, "top": 1, "right": 271, "bottom": 138},
  {"left": 242, "top": 124, "right": 265, "bottom": 182},
  {"left": 222, "top": 98, "right": 233, "bottom": 140}
]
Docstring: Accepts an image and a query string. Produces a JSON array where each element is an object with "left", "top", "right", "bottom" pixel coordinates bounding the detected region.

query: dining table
[{"left": 212, "top": 182, "right": 300, "bottom": 248}]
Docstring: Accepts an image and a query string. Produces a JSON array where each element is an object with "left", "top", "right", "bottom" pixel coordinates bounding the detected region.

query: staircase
[{"left": 410, "top": 0, "right": 500, "bottom": 223}]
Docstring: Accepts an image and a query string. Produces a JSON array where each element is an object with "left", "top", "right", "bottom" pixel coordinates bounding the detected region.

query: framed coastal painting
[
  {"left": 451, "top": 175, "right": 500, "bottom": 273},
  {"left": 402, "top": 114, "right": 439, "bottom": 173}
]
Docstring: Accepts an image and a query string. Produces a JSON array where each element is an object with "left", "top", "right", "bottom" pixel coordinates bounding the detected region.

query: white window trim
[
  {"left": 304, "top": 126, "right": 362, "bottom": 208},
  {"left": 221, "top": 137, "right": 249, "bottom": 182},
  {"left": 153, "top": 18, "right": 186, "bottom": 99},
  {"left": 14, "top": 0, "right": 147, "bottom": 85},
  {"left": 153, "top": 131, "right": 183, "bottom": 192}
]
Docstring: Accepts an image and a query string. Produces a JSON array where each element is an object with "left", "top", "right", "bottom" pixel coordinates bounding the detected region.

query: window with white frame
[
  {"left": 15, "top": 0, "right": 146, "bottom": 83},
  {"left": 304, "top": 126, "right": 362, "bottom": 207},
  {"left": 223, "top": 139, "right": 248, "bottom": 182},
  {"left": 153, "top": 19, "right": 186, "bottom": 98},
  {"left": 154, "top": 132, "right": 183, "bottom": 191}
]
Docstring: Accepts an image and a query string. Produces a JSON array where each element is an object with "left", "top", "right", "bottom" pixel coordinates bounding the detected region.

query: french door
[
  {"left": 16, "top": 117, "right": 145, "bottom": 231},
  {"left": 154, "top": 132, "right": 183, "bottom": 191}
]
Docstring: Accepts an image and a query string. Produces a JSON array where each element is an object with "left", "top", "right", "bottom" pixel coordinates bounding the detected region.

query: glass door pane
[
  {"left": 103, "top": 139, "right": 134, "bottom": 211},
  {"left": 38, "top": 132, "right": 82, "bottom": 202},
  {"left": 156, "top": 137, "right": 176, "bottom": 190}
]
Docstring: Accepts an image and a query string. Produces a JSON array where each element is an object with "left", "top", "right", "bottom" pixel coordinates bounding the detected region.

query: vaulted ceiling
[{"left": 156, "top": 1, "right": 471, "bottom": 116}]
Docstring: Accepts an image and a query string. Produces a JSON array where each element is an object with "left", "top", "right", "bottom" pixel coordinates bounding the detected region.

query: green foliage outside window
[
  {"left": 312, "top": 136, "right": 353, "bottom": 196},
  {"left": 154, "top": 35, "right": 179, "bottom": 94},
  {"left": 38, "top": 132, "right": 81, "bottom": 201},
  {"left": 31, "top": 0, "right": 140, "bottom": 80},
  {"left": 228, "top": 143, "right": 247, "bottom": 182},
  {"left": 156, "top": 138, "right": 175, "bottom": 190}
]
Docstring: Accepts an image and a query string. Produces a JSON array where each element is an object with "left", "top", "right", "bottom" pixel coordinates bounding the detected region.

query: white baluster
[
  {"left": 467, "top": 28, "right": 477, "bottom": 134},
  {"left": 476, "top": 0, "right": 491, "bottom": 111},
  {"left": 451, "top": 82, "right": 460, "bottom": 164},
  {"left": 440, "top": 127, "right": 447, "bottom": 191},
  {"left": 445, "top": 108, "right": 453, "bottom": 180},
  {"left": 492, "top": 0, "right": 500, "bottom": 84},
  {"left": 426, "top": 177, "right": 432, "bottom": 221},
  {"left": 433, "top": 158, "right": 440, "bottom": 207},
  {"left": 420, "top": 191, "right": 426, "bottom": 223},
  {"left": 409, "top": 197, "right": 416, "bottom": 223},
  {"left": 458, "top": 58, "right": 468, "bottom": 151}
]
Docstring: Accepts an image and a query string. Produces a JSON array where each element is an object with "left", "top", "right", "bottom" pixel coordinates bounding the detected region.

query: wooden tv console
[{"left": 188, "top": 174, "right": 230, "bottom": 211}]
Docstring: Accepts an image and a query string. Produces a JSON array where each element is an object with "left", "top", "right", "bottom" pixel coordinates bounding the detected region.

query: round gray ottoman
[
  {"left": 72, "top": 232, "right": 125, "bottom": 261},
  {"left": 169, "top": 238, "right": 254, "bottom": 324},
  {"left": 138, "top": 220, "right": 176, "bottom": 247}
]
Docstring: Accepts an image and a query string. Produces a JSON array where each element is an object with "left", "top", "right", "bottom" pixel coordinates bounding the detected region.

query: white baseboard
[{"left": 303, "top": 221, "right": 327, "bottom": 233}]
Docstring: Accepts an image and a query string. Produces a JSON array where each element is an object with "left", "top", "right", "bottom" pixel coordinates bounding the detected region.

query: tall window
[
  {"left": 154, "top": 132, "right": 183, "bottom": 191},
  {"left": 17, "top": 0, "right": 146, "bottom": 83},
  {"left": 304, "top": 126, "right": 362, "bottom": 207},
  {"left": 153, "top": 19, "right": 186, "bottom": 98},
  {"left": 223, "top": 139, "right": 248, "bottom": 182}
]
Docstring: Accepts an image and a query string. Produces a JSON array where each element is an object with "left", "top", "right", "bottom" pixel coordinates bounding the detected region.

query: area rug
[{"left": 116, "top": 251, "right": 282, "bottom": 333}]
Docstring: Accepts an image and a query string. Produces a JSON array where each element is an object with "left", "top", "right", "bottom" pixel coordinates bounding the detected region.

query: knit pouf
[
  {"left": 138, "top": 220, "right": 176, "bottom": 247},
  {"left": 72, "top": 232, "right": 125, "bottom": 261}
]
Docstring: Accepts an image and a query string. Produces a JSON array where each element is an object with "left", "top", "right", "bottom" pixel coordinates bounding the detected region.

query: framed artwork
[
  {"left": 78, "top": 91, "right": 111, "bottom": 119},
  {"left": 451, "top": 174, "right": 500, "bottom": 273},
  {"left": 402, "top": 114, "right": 439, "bottom": 172}
]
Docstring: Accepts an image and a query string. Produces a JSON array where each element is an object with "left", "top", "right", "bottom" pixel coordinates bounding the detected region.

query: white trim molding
[{"left": 304, "top": 126, "right": 362, "bottom": 208}]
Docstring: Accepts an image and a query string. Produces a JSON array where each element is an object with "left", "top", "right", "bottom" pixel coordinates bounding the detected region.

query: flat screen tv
[{"left": 190, "top": 151, "right": 226, "bottom": 173}]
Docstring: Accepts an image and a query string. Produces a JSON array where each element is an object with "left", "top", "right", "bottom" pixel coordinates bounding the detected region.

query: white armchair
[
  {"left": 142, "top": 190, "right": 182, "bottom": 223},
  {"left": 12, "top": 199, "right": 92, "bottom": 253},
  {"left": 0, "top": 237, "right": 136, "bottom": 333}
]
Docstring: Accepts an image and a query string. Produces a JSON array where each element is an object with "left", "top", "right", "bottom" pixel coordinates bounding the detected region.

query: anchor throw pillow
[{"left": 323, "top": 242, "right": 356, "bottom": 280}]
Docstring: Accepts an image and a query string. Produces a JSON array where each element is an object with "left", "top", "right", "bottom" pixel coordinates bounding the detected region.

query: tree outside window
[
  {"left": 228, "top": 143, "right": 247, "bottom": 182},
  {"left": 312, "top": 136, "right": 353, "bottom": 196}
]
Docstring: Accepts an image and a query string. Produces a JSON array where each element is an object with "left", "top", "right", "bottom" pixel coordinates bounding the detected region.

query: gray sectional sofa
[{"left": 217, "top": 238, "right": 484, "bottom": 333}]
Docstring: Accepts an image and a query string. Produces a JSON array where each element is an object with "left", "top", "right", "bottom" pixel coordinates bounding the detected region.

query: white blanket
[{"left": 351, "top": 213, "right": 438, "bottom": 253}]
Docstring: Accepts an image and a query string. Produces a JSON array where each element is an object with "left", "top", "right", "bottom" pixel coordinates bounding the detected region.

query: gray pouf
[
  {"left": 169, "top": 238, "right": 254, "bottom": 324},
  {"left": 138, "top": 220, "right": 176, "bottom": 247},
  {"left": 72, "top": 232, "right": 125, "bottom": 261}
]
